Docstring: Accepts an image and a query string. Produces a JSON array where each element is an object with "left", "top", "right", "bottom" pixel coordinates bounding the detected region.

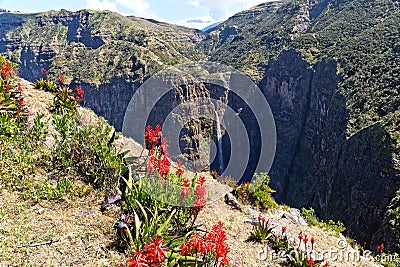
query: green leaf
[{"left": 157, "top": 209, "right": 176, "bottom": 235}]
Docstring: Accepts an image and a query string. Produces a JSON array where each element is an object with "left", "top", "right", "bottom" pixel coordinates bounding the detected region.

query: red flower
[
  {"left": 193, "top": 198, "right": 206, "bottom": 209},
  {"left": 59, "top": 75, "right": 65, "bottom": 84},
  {"left": 17, "top": 83, "right": 22, "bottom": 92},
  {"left": 188, "top": 233, "right": 204, "bottom": 254},
  {"left": 160, "top": 137, "right": 169, "bottom": 156},
  {"left": 16, "top": 109, "right": 20, "bottom": 116},
  {"left": 74, "top": 87, "right": 84, "bottom": 102},
  {"left": 282, "top": 226, "right": 287, "bottom": 233},
  {"left": 5, "top": 85, "right": 10, "bottom": 90},
  {"left": 195, "top": 184, "right": 206, "bottom": 199},
  {"left": 157, "top": 155, "right": 170, "bottom": 177},
  {"left": 258, "top": 216, "right": 267, "bottom": 224},
  {"left": 176, "top": 160, "right": 184, "bottom": 175},
  {"left": 311, "top": 237, "right": 315, "bottom": 244},
  {"left": 298, "top": 231, "right": 303, "bottom": 240},
  {"left": 42, "top": 68, "right": 49, "bottom": 76},
  {"left": 197, "top": 176, "right": 206, "bottom": 186},
  {"left": 307, "top": 257, "right": 314, "bottom": 266},
  {"left": 304, "top": 235, "right": 308, "bottom": 244},
  {"left": 142, "top": 235, "right": 167, "bottom": 266},
  {"left": 220, "top": 256, "right": 230, "bottom": 266},
  {"left": 1, "top": 61, "right": 11, "bottom": 77},
  {"left": 147, "top": 155, "right": 156, "bottom": 173},
  {"left": 18, "top": 99, "right": 24, "bottom": 106},
  {"left": 377, "top": 243, "right": 385, "bottom": 253},
  {"left": 180, "top": 186, "right": 190, "bottom": 197},
  {"left": 180, "top": 242, "right": 191, "bottom": 256},
  {"left": 207, "top": 221, "right": 227, "bottom": 244},
  {"left": 126, "top": 251, "right": 148, "bottom": 267},
  {"left": 144, "top": 125, "right": 162, "bottom": 150},
  {"left": 215, "top": 243, "right": 229, "bottom": 260}
]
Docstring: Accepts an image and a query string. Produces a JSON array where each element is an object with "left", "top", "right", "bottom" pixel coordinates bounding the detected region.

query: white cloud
[
  {"left": 85, "top": 0, "right": 165, "bottom": 21},
  {"left": 188, "top": 0, "right": 200, "bottom": 6},
  {"left": 85, "top": 0, "right": 119, "bottom": 12},
  {"left": 115, "top": 0, "right": 150, "bottom": 16},
  {"left": 184, "top": 0, "right": 278, "bottom": 21},
  {"left": 237, "top": 0, "right": 274, "bottom": 9},
  {"left": 178, "top": 15, "right": 215, "bottom": 29}
]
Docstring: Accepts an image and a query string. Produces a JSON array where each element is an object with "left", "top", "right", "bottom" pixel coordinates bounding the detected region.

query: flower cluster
[
  {"left": 145, "top": 125, "right": 171, "bottom": 179},
  {"left": 144, "top": 125, "right": 162, "bottom": 151},
  {"left": 180, "top": 221, "right": 230, "bottom": 266},
  {"left": 74, "top": 87, "right": 84, "bottom": 102},
  {"left": 126, "top": 235, "right": 168, "bottom": 267},
  {"left": 376, "top": 242, "right": 384, "bottom": 253},
  {"left": 193, "top": 176, "right": 207, "bottom": 210},
  {"left": 0, "top": 58, "right": 24, "bottom": 117}
]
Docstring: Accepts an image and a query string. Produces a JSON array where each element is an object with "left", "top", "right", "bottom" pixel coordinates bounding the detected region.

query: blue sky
[{"left": 0, "top": 0, "right": 276, "bottom": 29}]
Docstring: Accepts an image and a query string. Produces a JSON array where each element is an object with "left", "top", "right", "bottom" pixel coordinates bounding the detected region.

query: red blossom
[
  {"left": 126, "top": 251, "right": 148, "bottom": 267},
  {"left": 307, "top": 257, "right": 314, "bottom": 266},
  {"left": 304, "top": 235, "right": 309, "bottom": 244},
  {"left": 220, "top": 256, "right": 230, "bottom": 266},
  {"left": 298, "top": 231, "right": 303, "bottom": 241},
  {"left": 311, "top": 236, "right": 315, "bottom": 244},
  {"left": 180, "top": 243, "right": 191, "bottom": 256},
  {"left": 16, "top": 109, "right": 20, "bottom": 116},
  {"left": 258, "top": 216, "right": 267, "bottom": 224},
  {"left": 193, "top": 198, "right": 206, "bottom": 209},
  {"left": 144, "top": 125, "right": 162, "bottom": 150},
  {"left": 282, "top": 226, "right": 287, "bottom": 233},
  {"left": 74, "top": 87, "right": 84, "bottom": 102},
  {"left": 1, "top": 61, "right": 11, "bottom": 77},
  {"left": 17, "top": 98, "right": 24, "bottom": 106},
  {"left": 59, "top": 75, "right": 65, "bottom": 84},
  {"left": 176, "top": 159, "right": 184, "bottom": 175},
  {"left": 142, "top": 235, "right": 167, "bottom": 266},
  {"left": 5, "top": 85, "right": 10, "bottom": 90},
  {"left": 147, "top": 155, "right": 156, "bottom": 173},
  {"left": 160, "top": 137, "right": 169, "bottom": 156},
  {"left": 197, "top": 176, "right": 206, "bottom": 186},
  {"left": 17, "top": 83, "right": 22, "bottom": 92},
  {"left": 180, "top": 186, "right": 190, "bottom": 197},
  {"left": 157, "top": 155, "right": 170, "bottom": 177},
  {"left": 195, "top": 185, "right": 206, "bottom": 199},
  {"left": 42, "top": 68, "right": 49, "bottom": 76}
]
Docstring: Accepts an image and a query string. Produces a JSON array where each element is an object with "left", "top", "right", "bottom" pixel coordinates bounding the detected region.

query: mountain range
[{"left": 0, "top": 0, "right": 399, "bottom": 252}]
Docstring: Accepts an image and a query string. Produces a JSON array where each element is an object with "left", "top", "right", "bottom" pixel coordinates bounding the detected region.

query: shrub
[
  {"left": 234, "top": 173, "right": 278, "bottom": 211},
  {"left": 301, "top": 208, "right": 345, "bottom": 235}
]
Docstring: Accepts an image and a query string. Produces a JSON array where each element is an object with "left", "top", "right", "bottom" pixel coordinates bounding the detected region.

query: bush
[
  {"left": 301, "top": 207, "right": 345, "bottom": 235},
  {"left": 50, "top": 111, "right": 123, "bottom": 189},
  {"left": 234, "top": 173, "right": 278, "bottom": 211}
]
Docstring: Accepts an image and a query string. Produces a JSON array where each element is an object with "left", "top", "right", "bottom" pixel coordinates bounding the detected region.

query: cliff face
[
  {"left": 201, "top": 0, "right": 400, "bottom": 251},
  {"left": 0, "top": 9, "right": 206, "bottom": 131},
  {"left": 258, "top": 50, "right": 400, "bottom": 247}
]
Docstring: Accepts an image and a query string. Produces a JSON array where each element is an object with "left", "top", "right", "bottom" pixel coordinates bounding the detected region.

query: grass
[{"left": 301, "top": 207, "right": 346, "bottom": 236}]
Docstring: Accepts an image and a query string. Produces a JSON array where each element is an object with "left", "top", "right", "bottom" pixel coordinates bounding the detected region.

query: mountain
[
  {"left": 0, "top": 9, "right": 206, "bottom": 129},
  {"left": 0, "top": 0, "right": 399, "bottom": 252},
  {"left": 201, "top": 21, "right": 222, "bottom": 32},
  {"left": 201, "top": 0, "right": 400, "bottom": 251}
]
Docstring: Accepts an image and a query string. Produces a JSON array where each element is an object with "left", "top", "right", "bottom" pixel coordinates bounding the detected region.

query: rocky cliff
[
  {"left": 201, "top": 0, "right": 400, "bottom": 251},
  {"left": 1, "top": 0, "right": 399, "bottom": 252},
  {"left": 0, "top": 9, "right": 206, "bottom": 129}
]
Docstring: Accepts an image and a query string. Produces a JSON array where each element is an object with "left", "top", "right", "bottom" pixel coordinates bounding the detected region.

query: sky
[{"left": 0, "top": 0, "right": 277, "bottom": 29}]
